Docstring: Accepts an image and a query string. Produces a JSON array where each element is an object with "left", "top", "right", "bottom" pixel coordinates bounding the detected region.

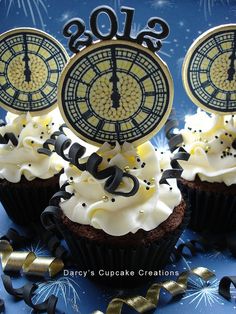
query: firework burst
[
  {"left": 150, "top": 0, "right": 174, "bottom": 9},
  {"left": 0, "top": 0, "right": 48, "bottom": 30},
  {"left": 151, "top": 132, "right": 169, "bottom": 151},
  {"left": 33, "top": 277, "right": 81, "bottom": 312},
  {"left": 183, "top": 277, "right": 224, "bottom": 308},
  {"left": 200, "top": 0, "right": 230, "bottom": 20}
]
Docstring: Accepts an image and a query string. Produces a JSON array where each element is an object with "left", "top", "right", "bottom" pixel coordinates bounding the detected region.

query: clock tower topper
[{"left": 59, "top": 5, "right": 173, "bottom": 147}]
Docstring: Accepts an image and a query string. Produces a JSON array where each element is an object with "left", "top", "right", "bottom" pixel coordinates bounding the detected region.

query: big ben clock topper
[
  {"left": 0, "top": 28, "right": 69, "bottom": 116},
  {"left": 58, "top": 5, "right": 173, "bottom": 147},
  {"left": 183, "top": 24, "right": 236, "bottom": 115}
]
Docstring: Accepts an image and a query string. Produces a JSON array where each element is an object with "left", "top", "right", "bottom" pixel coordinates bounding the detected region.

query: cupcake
[
  {"left": 0, "top": 108, "right": 66, "bottom": 225},
  {"left": 177, "top": 109, "right": 236, "bottom": 232},
  {"left": 42, "top": 140, "right": 189, "bottom": 284}
]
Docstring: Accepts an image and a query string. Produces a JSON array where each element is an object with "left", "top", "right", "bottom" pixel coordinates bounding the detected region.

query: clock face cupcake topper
[
  {"left": 182, "top": 24, "right": 236, "bottom": 115},
  {"left": 58, "top": 6, "right": 173, "bottom": 146},
  {"left": 0, "top": 28, "right": 69, "bottom": 115}
]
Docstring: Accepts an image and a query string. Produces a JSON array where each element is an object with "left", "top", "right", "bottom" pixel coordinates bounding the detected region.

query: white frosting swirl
[
  {"left": 179, "top": 109, "right": 236, "bottom": 186},
  {"left": 60, "top": 142, "right": 181, "bottom": 236},
  {"left": 0, "top": 108, "right": 66, "bottom": 182}
]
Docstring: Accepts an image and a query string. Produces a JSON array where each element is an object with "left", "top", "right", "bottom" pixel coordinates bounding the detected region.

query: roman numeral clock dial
[
  {"left": 0, "top": 28, "right": 69, "bottom": 115},
  {"left": 58, "top": 40, "right": 173, "bottom": 146},
  {"left": 183, "top": 24, "right": 236, "bottom": 114}
]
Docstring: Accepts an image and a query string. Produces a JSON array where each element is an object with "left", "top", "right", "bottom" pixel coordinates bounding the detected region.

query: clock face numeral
[
  {"left": 183, "top": 24, "right": 236, "bottom": 114},
  {"left": 59, "top": 40, "right": 173, "bottom": 146},
  {"left": 0, "top": 28, "right": 68, "bottom": 115}
]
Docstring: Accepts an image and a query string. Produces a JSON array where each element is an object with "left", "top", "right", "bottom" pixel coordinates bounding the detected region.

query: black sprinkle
[
  {"left": 40, "top": 136, "right": 43, "bottom": 139},
  {"left": 147, "top": 182, "right": 151, "bottom": 185},
  {"left": 199, "top": 130, "right": 202, "bottom": 132},
  {"left": 41, "top": 132, "right": 44, "bottom": 135},
  {"left": 137, "top": 158, "right": 141, "bottom": 162},
  {"left": 52, "top": 123, "right": 55, "bottom": 125},
  {"left": 229, "top": 134, "right": 232, "bottom": 137},
  {"left": 107, "top": 158, "right": 111, "bottom": 162},
  {"left": 161, "top": 169, "right": 164, "bottom": 172},
  {"left": 22, "top": 124, "right": 26, "bottom": 127},
  {"left": 111, "top": 198, "right": 115, "bottom": 202},
  {"left": 146, "top": 187, "right": 150, "bottom": 190},
  {"left": 221, "top": 141, "right": 224, "bottom": 144},
  {"left": 169, "top": 187, "right": 173, "bottom": 191},
  {"left": 28, "top": 164, "right": 31, "bottom": 167},
  {"left": 215, "top": 136, "right": 219, "bottom": 139},
  {"left": 31, "top": 140, "right": 34, "bottom": 144},
  {"left": 144, "top": 179, "right": 147, "bottom": 183},
  {"left": 188, "top": 127, "right": 192, "bottom": 130},
  {"left": 155, "top": 148, "right": 157, "bottom": 151},
  {"left": 70, "top": 176, "right": 73, "bottom": 180},
  {"left": 161, "top": 152, "right": 164, "bottom": 154},
  {"left": 225, "top": 133, "right": 228, "bottom": 136},
  {"left": 133, "top": 167, "right": 137, "bottom": 169},
  {"left": 82, "top": 203, "right": 86, "bottom": 207},
  {"left": 226, "top": 120, "right": 229, "bottom": 123}
]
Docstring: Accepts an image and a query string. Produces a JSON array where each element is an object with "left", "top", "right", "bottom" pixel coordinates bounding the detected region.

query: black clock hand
[
  {"left": 22, "top": 34, "right": 31, "bottom": 83},
  {"left": 109, "top": 48, "right": 120, "bottom": 109},
  {"left": 227, "top": 32, "right": 236, "bottom": 82}
]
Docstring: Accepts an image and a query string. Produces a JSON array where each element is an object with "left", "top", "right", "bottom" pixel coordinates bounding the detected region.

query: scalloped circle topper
[
  {"left": 58, "top": 40, "right": 173, "bottom": 147},
  {"left": 183, "top": 24, "right": 236, "bottom": 115},
  {"left": 0, "top": 28, "right": 69, "bottom": 116}
]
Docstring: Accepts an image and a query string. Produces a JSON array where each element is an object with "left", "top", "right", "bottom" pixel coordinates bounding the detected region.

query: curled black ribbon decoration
[
  {"left": 38, "top": 125, "right": 139, "bottom": 197},
  {"left": 219, "top": 276, "right": 236, "bottom": 300},
  {"left": 159, "top": 147, "right": 190, "bottom": 185},
  {"left": 41, "top": 182, "right": 72, "bottom": 233},
  {"left": 1, "top": 275, "right": 58, "bottom": 314},
  {"left": 164, "top": 108, "right": 184, "bottom": 152},
  {"left": 0, "top": 133, "right": 18, "bottom": 146},
  {"left": 0, "top": 228, "right": 30, "bottom": 248},
  {"left": 172, "top": 231, "right": 236, "bottom": 262},
  {"left": 0, "top": 298, "right": 4, "bottom": 313},
  {"left": 0, "top": 119, "right": 18, "bottom": 146}
]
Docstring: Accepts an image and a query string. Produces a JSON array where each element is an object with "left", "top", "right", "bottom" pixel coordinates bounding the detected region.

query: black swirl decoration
[
  {"left": 164, "top": 108, "right": 184, "bottom": 152},
  {"left": 0, "top": 119, "right": 18, "bottom": 146},
  {"left": 38, "top": 124, "right": 139, "bottom": 197},
  {"left": 159, "top": 147, "right": 190, "bottom": 185},
  {"left": 0, "top": 298, "right": 4, "bottom": 313},
  {"left": 38, "top": 124, "right": 191, "bottom": 199},
  {"left": 1, "top": 275, "right": 57, "bottom": 314}
]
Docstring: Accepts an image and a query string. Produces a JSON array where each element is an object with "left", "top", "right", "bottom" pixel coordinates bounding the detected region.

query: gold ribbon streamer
[
  {"left": 0, "top": 240, "right": 64, "bottom": 277},
  {"left": 93, "top": 267, "right": 214, "bottom": 314}
]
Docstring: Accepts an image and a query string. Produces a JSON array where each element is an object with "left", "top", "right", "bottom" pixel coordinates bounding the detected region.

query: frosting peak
[
  {"left": 179, "top": 109, "right": 236, "bottom": 185},
  {"left": 0, "top": 108, "right": 66, "bottom": 182}
]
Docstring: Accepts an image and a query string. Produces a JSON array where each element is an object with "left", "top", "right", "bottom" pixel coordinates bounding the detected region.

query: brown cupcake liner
[
  {"left": 51, "top": 205, "right": 190, "bottom": 286},
  {"left": 0, "top": 174, "right": 61, "bottom": 225},
  {"left": 178, "top": 180, "right": 236, "bottom": 233}
]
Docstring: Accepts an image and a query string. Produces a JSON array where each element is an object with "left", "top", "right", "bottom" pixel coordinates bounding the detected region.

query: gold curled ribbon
[
  {"left": 0, "top": 240, "right": 64, "bottom": 277},
  {"left": 92, "top": 267, "right": 214, "bottom": 314}
]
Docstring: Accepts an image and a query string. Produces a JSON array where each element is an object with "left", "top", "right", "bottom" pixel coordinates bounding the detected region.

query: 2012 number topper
[{"left": 63, "top": 6, "right": 169, "bottom": 54}]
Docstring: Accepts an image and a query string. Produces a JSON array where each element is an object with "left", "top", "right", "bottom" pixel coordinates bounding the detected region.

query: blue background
[{"left": 0, "top": 0, "right": 236, "bottom": 313}]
